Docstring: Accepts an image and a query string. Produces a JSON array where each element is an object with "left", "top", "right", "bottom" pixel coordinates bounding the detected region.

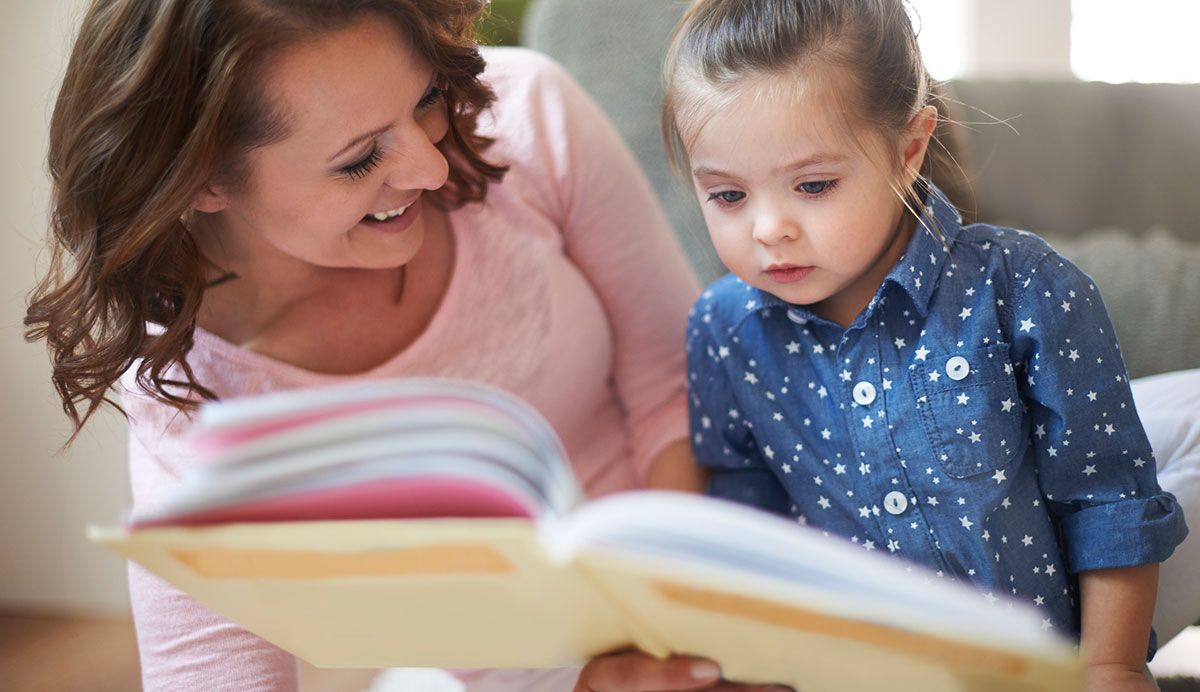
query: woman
[{"left": 26, "top": 1, "right": 750, "bottom": 690}]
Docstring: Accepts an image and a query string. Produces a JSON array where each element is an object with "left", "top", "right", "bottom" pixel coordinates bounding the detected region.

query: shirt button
[
  {"left": 945, "top": 356, "right": 971, "bottom": 381},
  {"left": 852, "top": 381, "right": 877, "bottom": 406},
  {"left": 884, "top": 491, "right": 908, "bottom": 515}
]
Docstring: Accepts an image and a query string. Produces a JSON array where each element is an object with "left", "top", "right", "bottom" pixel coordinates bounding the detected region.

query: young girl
[{"left": 663, "top": 1, "right": 1187, "bottom": 690}]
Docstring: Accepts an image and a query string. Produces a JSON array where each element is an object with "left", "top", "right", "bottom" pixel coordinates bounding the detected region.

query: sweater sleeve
[
  {"left": 124, "top": 385, "right": 301, "bottom": 692},
  {"left": 510, "top": 50, "right": 701, "bottom": 481}
]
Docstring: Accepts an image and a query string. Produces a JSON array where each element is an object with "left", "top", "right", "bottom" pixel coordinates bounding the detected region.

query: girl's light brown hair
[
  {"left": 26, "top": 0, "right": 507, "bottom": 440},
  {"left": 662, "top": 0, "right": 969, "bottom": 214}
]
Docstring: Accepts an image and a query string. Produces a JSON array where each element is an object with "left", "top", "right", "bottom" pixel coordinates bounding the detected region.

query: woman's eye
[
  {"left": 418, "top": 84, "right": 444, "bottom": 109},
  {"left": 707, "top": 190, "right": 745, "bottom": 205},
  {"left": 797, "top": 180, "right": 835, "bottom": 195},
  {"left": 337, "top": 145, "right": 383, "bottom": 181}
]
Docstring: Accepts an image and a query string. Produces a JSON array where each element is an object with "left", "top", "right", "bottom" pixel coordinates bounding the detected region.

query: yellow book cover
[{"left": 89, "top": 379, "right": 1081, "bottom": 692}]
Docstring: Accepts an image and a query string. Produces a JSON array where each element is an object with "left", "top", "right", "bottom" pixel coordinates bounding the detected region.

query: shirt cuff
[{"left": 1060, "top": 492, "right": 1189, "bottom": 573}]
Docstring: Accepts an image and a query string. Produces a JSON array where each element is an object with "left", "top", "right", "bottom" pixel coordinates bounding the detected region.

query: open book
[{"left": 90, "top": 378, "right": 1081, "bottom": 692}]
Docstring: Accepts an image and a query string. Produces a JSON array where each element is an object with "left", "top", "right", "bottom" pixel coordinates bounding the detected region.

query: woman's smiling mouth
[{"left": 367, "top": 201, "right": 413, "bottom": 221}]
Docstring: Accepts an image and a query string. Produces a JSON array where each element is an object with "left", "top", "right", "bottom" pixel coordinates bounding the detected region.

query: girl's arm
[
  {"left": 1079, "top": 563, "right": 1159, "bottom": 691},
  {"left": 644, "top": 438, "right": 708, "bottom": 492},
  {"left": 686, "top": 287, "right": 791, "bottom": 514},
  {"left": 1007, "top": 247, "right": 1185, "bottom": 688}
]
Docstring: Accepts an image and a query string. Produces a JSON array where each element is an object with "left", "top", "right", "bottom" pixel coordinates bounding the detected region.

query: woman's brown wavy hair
[{"left": 26, "top": 0, "right": 507, "bottom": 441}]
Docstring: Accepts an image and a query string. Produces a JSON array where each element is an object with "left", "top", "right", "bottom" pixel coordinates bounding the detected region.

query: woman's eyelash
[
  {"left": 336, "top": 85, "right": 442, "bottom": 181},
  {"left": 418, "top": 85, "right": 444, "bottom": 109},
  {"left": 338, "top": 146, "right": 384, "bottom": 180}
]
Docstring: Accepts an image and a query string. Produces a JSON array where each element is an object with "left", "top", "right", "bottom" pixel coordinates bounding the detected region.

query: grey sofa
[{"left": 521, "top": 0, "right": 1200, "bottom": 380}]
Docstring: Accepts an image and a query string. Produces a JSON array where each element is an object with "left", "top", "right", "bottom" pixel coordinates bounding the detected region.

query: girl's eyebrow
[
  {"left": 773, "top": 153, "right": 847, "bottom": 175},
  {"left": 692, "top": 153, "right": 847, "bottom": 179}
]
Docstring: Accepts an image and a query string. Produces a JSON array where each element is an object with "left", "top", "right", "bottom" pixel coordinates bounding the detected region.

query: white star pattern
[{"left": 685, "top": 201, "right": 1171, "bottom": 643}]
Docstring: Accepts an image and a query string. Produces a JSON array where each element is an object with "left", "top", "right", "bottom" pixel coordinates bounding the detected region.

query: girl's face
[
  {"left": 196, "top": 17, "right": 450, "bottom": 273},
  {"left": 686, "top": 73, "right": 933, "bottom": 327}
]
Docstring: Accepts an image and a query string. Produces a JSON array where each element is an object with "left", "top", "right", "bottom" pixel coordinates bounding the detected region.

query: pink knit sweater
[{"left": 120, "top": 47, "right": 700, "bottom": 692}]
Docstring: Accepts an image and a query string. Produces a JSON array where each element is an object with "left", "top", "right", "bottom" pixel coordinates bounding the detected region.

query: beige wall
[{"left": 0, "top": 0, "right": 131, "bottom": 615}]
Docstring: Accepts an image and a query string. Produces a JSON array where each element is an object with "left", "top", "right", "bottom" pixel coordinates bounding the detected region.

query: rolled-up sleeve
[{"left": 1011, "top": 250, "right": 1188, "bottom": 572}]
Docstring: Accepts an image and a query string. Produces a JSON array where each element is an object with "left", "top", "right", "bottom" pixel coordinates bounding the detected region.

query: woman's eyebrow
[{"left": 328, "top": 124, "right": 393, "bottom": 163}]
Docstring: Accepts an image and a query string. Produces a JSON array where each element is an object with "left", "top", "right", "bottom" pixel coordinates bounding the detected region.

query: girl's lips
[{"left": 765, "top": 265, "right": 814, "bottom": 283}]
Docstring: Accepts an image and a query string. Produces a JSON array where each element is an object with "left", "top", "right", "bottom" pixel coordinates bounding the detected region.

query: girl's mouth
[{"left": 765, "top": 265, "right": 814, "bottom": 283}]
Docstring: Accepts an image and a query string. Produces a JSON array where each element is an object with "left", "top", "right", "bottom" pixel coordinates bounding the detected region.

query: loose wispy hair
[
  {"left": 26, "top": 0, "right": 507, "bottom": 440},
  {"left": 662, "top": 0, "right": 970, "bottom": 221}
]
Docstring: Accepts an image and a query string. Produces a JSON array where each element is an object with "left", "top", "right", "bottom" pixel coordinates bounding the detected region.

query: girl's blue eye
[
  {"left": 707, "top": 190, "right": 745, "bottom": 205},
  {"left": 338, "top": 146, "right": 383, "bottom": 180},
  {"left": 798, "top": 180, "right": 834, "bottom": 195}
]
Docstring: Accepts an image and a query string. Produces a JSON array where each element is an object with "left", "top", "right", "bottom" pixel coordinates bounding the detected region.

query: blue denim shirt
[{"left": 686, "top": 183, "right": 1187, "bottom": 647}]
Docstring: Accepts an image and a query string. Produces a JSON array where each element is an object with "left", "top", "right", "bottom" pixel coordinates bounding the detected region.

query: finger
[
  {"left": 575, "top": 652, "right": 722, "bottom": 692},
  {"left": 706, "top": 684, "right": 795, "bottom": 692}
]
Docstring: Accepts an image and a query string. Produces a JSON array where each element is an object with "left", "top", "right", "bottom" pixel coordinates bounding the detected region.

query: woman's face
[{"left": 202, "top": 16, "right": 451, "bottom": 272}]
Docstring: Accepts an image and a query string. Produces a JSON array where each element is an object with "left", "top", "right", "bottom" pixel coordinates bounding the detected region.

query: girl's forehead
[{"left": 686, "top": 71, "right": 860, "bottom": 146}]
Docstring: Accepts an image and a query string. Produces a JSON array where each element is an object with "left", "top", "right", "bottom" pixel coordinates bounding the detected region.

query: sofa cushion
[{"left": 948, "top": 81, "right": 1200, "bottom": 243}]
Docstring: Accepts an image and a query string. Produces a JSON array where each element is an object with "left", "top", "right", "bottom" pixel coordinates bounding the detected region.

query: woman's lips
[
  {"left": 765, "top": 265, "right": 814, "bottom": 283},
  {"left": 361, "top": 196, "right": 421, "bottom": 233}
]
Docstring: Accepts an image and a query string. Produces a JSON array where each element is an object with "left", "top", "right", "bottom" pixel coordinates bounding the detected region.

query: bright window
[
  {"left": 908, "top": 0, "right": 1200, "bottom": 83},
  {"left": 1071, "top": 0, "right": 1200, "bottom": 83},
  {"left": 908, "top": 0, "right": 967, "bottom": 80}
]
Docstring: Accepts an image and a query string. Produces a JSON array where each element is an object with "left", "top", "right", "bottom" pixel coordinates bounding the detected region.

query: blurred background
[{"left": 2, "top": 1, "right": 1197, "bottom": 690}]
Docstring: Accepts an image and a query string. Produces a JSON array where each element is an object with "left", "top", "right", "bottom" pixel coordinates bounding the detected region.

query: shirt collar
[
  {"left": 736, "top": 180, "right": 965, "bottom": 327},
  {"left": 881, "top": 181, "right": 964, "bottom": 318}
]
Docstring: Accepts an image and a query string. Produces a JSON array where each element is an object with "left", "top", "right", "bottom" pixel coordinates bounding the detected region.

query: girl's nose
[
  {"left": 752, "top": 212, "right": 801, "bottom": 246},
  {"left": 383, "top": 119, "right": 450, "bottom": 192}
]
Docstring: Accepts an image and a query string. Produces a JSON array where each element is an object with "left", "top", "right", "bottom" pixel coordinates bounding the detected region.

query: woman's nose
[{"left": 383, "top": 120, "right": 450, "bottom": 192}]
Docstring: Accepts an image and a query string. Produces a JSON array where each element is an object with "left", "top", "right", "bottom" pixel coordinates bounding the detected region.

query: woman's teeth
[{"left": 369, "top": 203, "right": 412, "bottom": 221}]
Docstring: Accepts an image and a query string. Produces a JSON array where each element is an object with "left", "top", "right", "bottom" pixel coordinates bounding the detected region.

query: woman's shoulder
[
  {"left": 477, "top": 46, "right": 604, "bottom": 150},
  {"left": 478, "top": 46, "right": 576, "bottom": 94},
  {"left": 472, "top": 46, "right": 617, "bottom": 223}
]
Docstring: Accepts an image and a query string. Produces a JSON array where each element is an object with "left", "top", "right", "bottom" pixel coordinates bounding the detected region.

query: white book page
[{"left": 543, "top": 490, "right": 1069, "bottom": 656}]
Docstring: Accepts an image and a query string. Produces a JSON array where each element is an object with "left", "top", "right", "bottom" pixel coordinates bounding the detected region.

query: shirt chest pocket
[{"left": 909, "top": 344, "right": 1023, "bottom": 478}]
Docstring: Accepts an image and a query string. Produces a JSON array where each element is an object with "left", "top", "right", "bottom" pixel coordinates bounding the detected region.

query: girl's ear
[
  {"left": 899, "top": 105, "right": 938, "bottom": 185},
  {"left": 190, "top": 185, "right": 228, "bottom": 214}
]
